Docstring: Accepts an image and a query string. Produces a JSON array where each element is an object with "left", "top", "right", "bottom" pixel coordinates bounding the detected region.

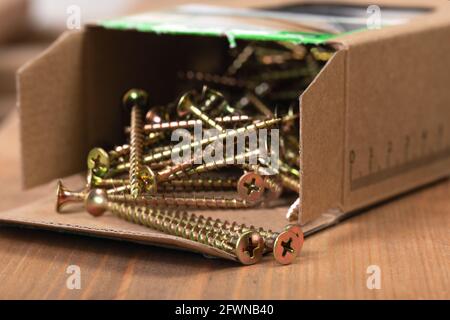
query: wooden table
[{"left": 0, "top": 106, "right": 448, "bottom": 300}]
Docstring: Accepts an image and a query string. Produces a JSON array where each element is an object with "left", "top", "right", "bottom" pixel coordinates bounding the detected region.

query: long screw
[
  {"left": 280, "top": 174, "right": 300, "bottom": 194},
  {"left": 177, "top": 88, "right": 225, "bottom": 131},
  {"left": 109, "top": 118, "right": 281, "bottom": 175},
  {"left": 84, "top": 189, "right": 264, "bottom": 265},
  {"left": 180, "top": 70, "right": 247, "bottom": 88},
  {"left": 106, "top": 193, "right": 253, "bottom": 210},
  {"left": 56, "top": 181, "right": 253, "bottom": 211},
  {"left": 153, "top": 210, "right": 303, "bottom": 264},
  {"left": 169, "top": 150, "right": 260, "bottom": 180},
  {"left": 122, "top": 89, "right": 156, "bottom": 197},
  {"left": 160, "top": 177, "right": 238, "bottom": 191},
  {"left": 124, "top": 115, "right": 252, "bottom": 134}
]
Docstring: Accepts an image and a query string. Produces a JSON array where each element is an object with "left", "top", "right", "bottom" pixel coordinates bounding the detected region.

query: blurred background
[{"left": 0, "top": 0, "right": 209, "bottom": 122}]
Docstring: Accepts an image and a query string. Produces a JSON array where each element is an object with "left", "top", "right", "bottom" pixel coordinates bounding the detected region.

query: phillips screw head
[
  {"left": 235, "top": 231, "right": 265, "bottom": 265},
  {"left": 237, "top": 172, "right": 265, "bottom": 202},
  {"left": 87, "top": 148, "right": 110, "bottom": 178}
]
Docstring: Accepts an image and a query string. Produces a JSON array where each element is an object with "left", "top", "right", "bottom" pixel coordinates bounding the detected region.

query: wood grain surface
[{"left": 0, "top": 107, "right": 448, "bottom": 299}]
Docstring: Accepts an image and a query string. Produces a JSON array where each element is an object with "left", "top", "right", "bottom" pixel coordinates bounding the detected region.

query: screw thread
[
  {"left": 107, "top": 193, "right": 253, "bottom": 209},
  {"left": 106, "top": 201, "right": 247, "bottom": 256},
  {"left": 160, "top": 177, "right": 237, "bottom": 191},
  {"left": 111, "top": 118, "right": 279, "bottom": 174},
  {"left": 280, "top": 174, "right": 300, "bottom": 194},
  {"left": 129, "top": 106, "right": 145, "bottom": 198}
]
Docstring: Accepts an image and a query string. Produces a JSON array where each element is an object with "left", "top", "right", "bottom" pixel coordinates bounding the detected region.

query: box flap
[
  {"left": 299, "top": 49, "right": 346, "bottom": 223},
  {"left": 18, "top": 31, "right": 87, "bottom": 188}
]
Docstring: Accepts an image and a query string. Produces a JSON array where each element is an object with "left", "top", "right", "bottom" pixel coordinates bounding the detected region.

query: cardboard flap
[
  {"left": 18, "top": 31, "right": 87, "bottom": 188},
  {"left": 299, "top": 49, "right": 346, "bottom": 223}
]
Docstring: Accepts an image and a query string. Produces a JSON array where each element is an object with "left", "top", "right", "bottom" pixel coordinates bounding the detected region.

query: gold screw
[
  {"left": 160, "top": 177, "right": 238, "bottom": 191},
  {"left": 263, "top": 176, "right": 283, "bottom": 202},
  {"left": 109, "top": 118, "right": 281, "bottom": 175},
  {"left": 122, "top": 89, "right": 156, "bottom": 197},
  {"left": 165, "top": 212, "right": 303, "bottom": 265},
  {"left": 55, "top": 180, "right": 85, "bottom": 213},
  {"left": 226, "top": 44, "right": 255, "bottom": 75},
  {"left": 106, "top": 193, "right": 254, "bottom": 210},
  {"left": 177, "top": 87, "right": 225, "bottom": 132},
  {"left": 170, "top": 149, "right": 260, "bottom": 180},
  {"left": 84, "top": 189, "right": 264, "bottom": 265},
  {"left": 125, "top": 115, "right": 252, "bottom": 134},
  {"left": 280, "top": 174, "right": 300, "bottom": 194},
  {"left": 237, "top": 171, "right": 265, "bottom": 202},
  {"left": 87, "top": 148, "right": 110, "bottom": 178}
]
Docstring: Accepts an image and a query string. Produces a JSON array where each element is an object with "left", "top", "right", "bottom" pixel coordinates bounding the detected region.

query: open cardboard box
[{"left": 2, "top": 0, "right": 450, "bottom": 262}]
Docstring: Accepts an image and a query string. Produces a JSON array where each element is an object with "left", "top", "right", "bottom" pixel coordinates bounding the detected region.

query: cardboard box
[{"left": 3, "top": 0, "right": 450, "bottom": 261}]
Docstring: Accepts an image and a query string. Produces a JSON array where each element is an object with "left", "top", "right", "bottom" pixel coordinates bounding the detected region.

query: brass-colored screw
[
  {"left": 211, "top": 222, "right": 303, "bottom": 265},
  {"left": 269, "top": 225, "right": 304, "bottom": 265},
  {"left": 55, "top": 180, "right": 85, "bottom": 213},
  {"left": 106, "top": 193, "right": 254, "bottom": 210},
  {"left": 172, "top": 214, "right": 303, "bottom": 265},
  {"left": 310, "top": 47, "right": 333, "bottom": 61},
  {"left": 125, "top": 115, "right": 252, "bottom": 134},
  {"left": 254, "top": 68, "right": 310, "bottom": 82},
  {"left": 278, "top": 161, "right": 300, "bottom": 178},
  {"left": 110, "top": 118, "right": 281, "bottom": 174},
  {"left": 160, "top": 177, "right": 238, "bottom": 191},
  {"left": 237, "top": 171, "right": 265, "bottom": 202},
  {"left": 245, "top": 92, "right": 274, "bottom": 118},
  {"left": 286, "top": 197, "right": 300, "bottom": 222},
  {"left": 177, "top": 87, "right": 224, "bottom": 132},
  {"left": 227, "top": 44, "right": 255, "bottom": 75},
  {"left": 170, "top": 149, "right": 260, "bottom": 180},
  {"left": 122, "top": 89, "right": 156, "bottom": 197},
  {"left": 180, "top": 70, "right": 247, "bottom": 89},
  {"left": 87, "top": 148, "right": 110, "bottom": 178},
  {"left": 263, "top": 176, "right": 283, "bottom": 202},
  {"left": 87, "top": 134, "right": 166, "bottom": 174},
  {"left": 280, "top": 174, "right": 300, "bottom": 194},
  {"left": 84, "top": 189, "right": 264, "bottom": 265}
]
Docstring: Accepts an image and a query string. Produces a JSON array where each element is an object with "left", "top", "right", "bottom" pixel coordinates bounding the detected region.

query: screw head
[
  {"left": 237, "top": 172, "right": 265, "bottom": 202},
  {"left": 85, "top": 189, "right": 108, "bottom": 217},
  {"left": 145, "top": 106, "right": 167, "bottom": 124},
  {"left": 273, "top": 229, "right": 303, "bottom": 265},
  {"left": 87, "top": 148, "right": 110, "bottom": 178},
  {"left": 123, "top": 89, "right": 149, "bottom": 111},
  {"left": 55, "top": 180, "right": 79, "bottom": 213},
  {"left": 177, "top": 91, "right": 195, "bottom": 117},
  {"left": 284, "top": 224, "right": 304, "bottom": 241},
  {"left": 139, "top": 166, "right": 157, "bottom": 194},
  {"left": 235, "top": 231, "right": 265, "bottom": 265}
]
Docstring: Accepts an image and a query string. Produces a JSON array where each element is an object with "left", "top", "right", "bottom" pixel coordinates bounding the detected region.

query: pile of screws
[{"left": 56, "top": 41, "right": 333, "bottom": 265}]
